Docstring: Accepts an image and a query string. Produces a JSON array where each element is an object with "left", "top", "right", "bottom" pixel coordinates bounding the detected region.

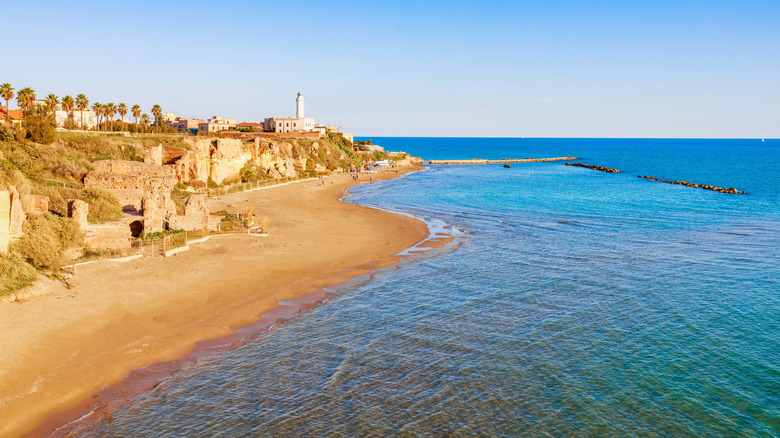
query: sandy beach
[{"left": 0, "top": 166, "right": 429, "bottom": 437}]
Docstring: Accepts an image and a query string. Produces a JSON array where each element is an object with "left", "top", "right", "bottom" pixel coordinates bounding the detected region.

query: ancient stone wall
[
  {"left": 0, "top": 186, "right": 26, "bottom": 253},
  {"left": 68, "top": 200, "right": 89, "bottom": 230},
  {"left": 145, "top": 144, "right": 164, "bottom": 166},
  {"left": 167, "top": 194, "right": 208, "bottom": 233},
  {"left": 29, "top": 195, "right": 49, "bottom": 214},
  {"left": 142, "top": 194, "right": 167, "bottom": 233},
  {"left": 84, "top": 160, "right": 177, "bottom": 215},
  {"left": 85, "top": 223, "right": 131, "bottom": 251},
  {"left": 208, "top": 215, "right": 221, "bottom": 231}
]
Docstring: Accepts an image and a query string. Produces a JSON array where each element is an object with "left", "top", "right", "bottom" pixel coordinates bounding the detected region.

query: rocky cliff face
[{"left": 145, "top": 137, "right": 351, "bottom": 186}]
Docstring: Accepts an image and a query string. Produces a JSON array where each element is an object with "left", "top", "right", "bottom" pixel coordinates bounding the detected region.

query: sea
[{"left": 56, "top": 138, "right": 779, "bottom": 437}]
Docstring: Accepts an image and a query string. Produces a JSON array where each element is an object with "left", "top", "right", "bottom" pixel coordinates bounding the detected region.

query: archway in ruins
[{"left": 129, "top": 220, "right": 144, "bottom": 238}]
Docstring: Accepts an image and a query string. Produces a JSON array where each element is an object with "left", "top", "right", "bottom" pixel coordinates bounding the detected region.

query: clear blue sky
[{"left": 3, "top": 0, "right": 778, "bottom": 138}]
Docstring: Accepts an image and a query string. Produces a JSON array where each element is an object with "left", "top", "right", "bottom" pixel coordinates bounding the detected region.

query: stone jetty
[
  {"left": 428, "top": 156, "right": 576, "bottom": 165},
  {"left": 565, "top": 162, "right": 621, "bottom": 173},
  {"left": 637, "top": 175, "right": 746, "bottom": 194}
]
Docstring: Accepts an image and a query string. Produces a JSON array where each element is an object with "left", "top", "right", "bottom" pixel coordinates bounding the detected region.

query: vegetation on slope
[{"left": 0, "top": 126, "right": 390, "bottom": 296}]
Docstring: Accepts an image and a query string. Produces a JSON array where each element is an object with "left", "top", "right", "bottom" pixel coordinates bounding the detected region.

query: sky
[{"left": 2, "top": 0, "right": 778, "bottom": 138}]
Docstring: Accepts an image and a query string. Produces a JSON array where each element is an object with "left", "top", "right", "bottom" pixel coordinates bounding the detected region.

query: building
[
  {"left": 54, "top": 110, "right": 97, "bottom": 129},
  {"left": 171, "top": 117, "right": 205, "bottom": 133},
  {"left": 263, "top": 92, "right": 316, "bottom": 133},
  {"left": 198, "top": 116, "right": 236, "bottom": 135},
  {"left": 0, "top": 107, "right": 24, "bottom": 126},
  {"left": 237, "top": 122, "right": 263, "bottom": 132},
  {"left": 264, "top": 116, "right": 315, "bottom": 133}
]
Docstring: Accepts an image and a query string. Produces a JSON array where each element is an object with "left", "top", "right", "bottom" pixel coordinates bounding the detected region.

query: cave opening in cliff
[{"left": 129, "top": 220, "right": 144, "bottom": 238}]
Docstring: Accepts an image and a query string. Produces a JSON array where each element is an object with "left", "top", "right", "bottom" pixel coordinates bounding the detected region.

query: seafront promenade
[{"left": 427, "top": 156, "right": 576, "bottom": 165}]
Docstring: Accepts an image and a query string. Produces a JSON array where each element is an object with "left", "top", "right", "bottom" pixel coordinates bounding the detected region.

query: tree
[
  {"left": 151, "top": 104, "right": 162, "bottom": 134},
  {"left": 44, "top": 94, "right": 59, "bottom": 112},
  {"left": 0, "top": 83, "right": 13, "bottom": 121},
  {"left": 131, "top": 104, "right": 141, "bottom": 129},
  {"left": 105, "top": 103, "right": 116, "bottom": 131},
  {"left": 91, "top": 102, "right": 102, "bottom": 131},
  {"left": 17, "top": 87, "right": 35, "bottom": 112},
  {"left": 117, "top": 103, "right": 127, "bottom": 132},
  {"left": 61, "top": 95, "right": 74, "bottom": 128},
  {"left": 140, "top": 113, "right": 151, "bottom": 133},
  {"left": 23, "top": 105, "right": 56, "bottom": 144},
  {"left": 75, "top": 94, "right": 89, "bottom": 130}
]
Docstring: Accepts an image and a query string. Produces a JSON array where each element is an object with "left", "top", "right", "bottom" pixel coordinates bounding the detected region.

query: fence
[{"left": 192, "top": 173, "right": 327, "bottom": 198}]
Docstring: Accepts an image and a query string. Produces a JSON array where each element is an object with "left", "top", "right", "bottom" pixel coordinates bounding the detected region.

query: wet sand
[{"left": 0, "top": 166, "right": 428, "bottom": 437}]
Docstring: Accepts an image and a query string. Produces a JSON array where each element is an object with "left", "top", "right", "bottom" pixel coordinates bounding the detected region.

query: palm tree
[
  {"left": 106, "top": 103, "right": 117, "bottom": 131},
  {"left": 140, "top": 113, "right": 151, "bottom": 133},
  {"left": 91, "top": 102, "right": 102, "bottom": 131},
  {"left": 118, "top": 103, "right": 127, "bottom": 132},
  {"left": 76, "top": 94, "right": 89, "bottom": 129},
  {"left": 61, "top": 95, "right": 74, "bottom": 128},
  {"left": 45, "top": 94, "right": 59, "bottom": 112},
  {"left": 17, "top": 87, "right": 35, "bottom": 112},
  {"left": 0, "top": 84, "right": 13, "bottom": 121},
  {"left": 131, "top": 104, "right": 141, "bottom": 130},
  {"left": 151, "top": 104, "right": 162, "bottom": 133}
]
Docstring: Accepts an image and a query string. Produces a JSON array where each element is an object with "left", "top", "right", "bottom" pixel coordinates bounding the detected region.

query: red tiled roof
[
  {"left": 0, "top": 107, "right": 23, "bottom": 120},
  {"left": 237, "top": 122, "right": 262, "bottom": 127}
]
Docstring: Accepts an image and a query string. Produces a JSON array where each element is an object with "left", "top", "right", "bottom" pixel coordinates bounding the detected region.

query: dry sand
[{"left": 0, "top": 166, "right": 428, "bottom": 437}]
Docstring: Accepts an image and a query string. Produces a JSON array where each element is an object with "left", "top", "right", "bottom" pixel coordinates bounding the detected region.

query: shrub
[
  {"left": 0, "top": 124, "right": 14, "bottom": 142},
  {"left": 0, "top": 251, "right": 39, "bottom": 295},
  {"left": 62, "top": 119, "right": 80, "bottom": 130},
  {"left": 222, "top": 175, "right": 240, "bottom": 186},
  {"left": 240, "top": 166, "right": 258, "bottom": 182},
  {"left": 12, "top": 213, "right": 82, "bottom": 270},
  {"left": 23, "top": 106, "right": 57, "bottom": 144},
  {"left": 207, "top": 176, "right": 219, "bottom": 188},
  {"left": 83, "top": 187, "right": 123, "bottom": 222}
]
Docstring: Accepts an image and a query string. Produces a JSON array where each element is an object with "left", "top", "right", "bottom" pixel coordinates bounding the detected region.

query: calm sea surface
[{"left": 59, "top": 138, "right": 779, "bottom": 437}]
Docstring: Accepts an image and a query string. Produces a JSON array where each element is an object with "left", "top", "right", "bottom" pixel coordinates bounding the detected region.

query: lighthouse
[{"left": 296, "top": 92, "right": 305, "bottom": 118}]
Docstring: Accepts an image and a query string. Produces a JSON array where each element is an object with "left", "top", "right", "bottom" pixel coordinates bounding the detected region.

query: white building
[
  {"left": 198, "top": 116, "right": 236, "bottom": 134},
  {"left": 54, "top": 110, "right": 98, "bottom": 129},
  {"left": 263, "top": 92, "right": 316, "bottom": 133}
]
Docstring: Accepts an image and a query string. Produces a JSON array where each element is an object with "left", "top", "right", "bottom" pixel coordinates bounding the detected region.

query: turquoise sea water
[{"left": 57, "top": 138, "right": 779, "bottom": 437}]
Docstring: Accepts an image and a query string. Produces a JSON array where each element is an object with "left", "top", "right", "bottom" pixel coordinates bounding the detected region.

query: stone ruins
[
  {"left": 0, "top": 186, "right": 26, "bottom": 253},
  {"left": 167, "top": 194, "right": 221, "bottom": 234}
]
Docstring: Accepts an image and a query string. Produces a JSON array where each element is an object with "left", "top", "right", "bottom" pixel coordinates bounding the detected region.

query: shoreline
[{"left": 0, "top": 165, "right": 430, "bottom": 437}]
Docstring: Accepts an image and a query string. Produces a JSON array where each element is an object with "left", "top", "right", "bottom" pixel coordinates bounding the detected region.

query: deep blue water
[{"left": 59, "top": 138, "right": 779, "bottom": 437}]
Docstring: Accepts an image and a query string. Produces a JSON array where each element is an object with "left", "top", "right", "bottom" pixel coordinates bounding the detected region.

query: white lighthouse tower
[{"left": 296, "top": 92, "right": 305, "bottom": 118}]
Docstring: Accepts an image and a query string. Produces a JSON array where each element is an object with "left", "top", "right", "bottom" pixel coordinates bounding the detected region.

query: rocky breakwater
[
  {"left": 637, "top": 176, "right": 746, "bottom": 195},
  {"left": 428, "top": 156, "right": 576, "bottom": 165},
  {"left": 565, "top": 162, "right": 621, "bottom": 173}
]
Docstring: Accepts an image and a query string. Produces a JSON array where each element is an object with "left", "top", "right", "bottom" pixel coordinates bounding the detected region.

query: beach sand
[{"left": 0, "top": 166, "right": 428, "bottom": 437}]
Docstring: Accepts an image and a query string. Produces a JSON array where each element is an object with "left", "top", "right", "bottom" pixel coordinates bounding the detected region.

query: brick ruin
[
  {"left": 82, "top": 143, "right": 230, "bottom": 239},
  {"left": 83, "top": 159, "right": 177, "bottom": 234}
]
